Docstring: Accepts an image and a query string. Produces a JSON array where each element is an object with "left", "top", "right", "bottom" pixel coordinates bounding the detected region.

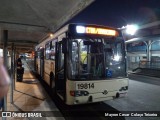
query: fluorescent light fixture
[
  {"left": 76, "top": 26, "right": 85, "bottom": 33},
  {"left": 50, "top": 33, "right": 53, "bottom": 37}
]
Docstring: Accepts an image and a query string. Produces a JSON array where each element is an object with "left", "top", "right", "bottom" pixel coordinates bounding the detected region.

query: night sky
[{"left": 69, "top": 0, "right": 160, "bottom": 28}]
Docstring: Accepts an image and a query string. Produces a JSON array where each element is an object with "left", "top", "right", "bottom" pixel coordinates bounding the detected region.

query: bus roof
[{"left": 35, "top": 23, "right": 120, "bottom": 49}]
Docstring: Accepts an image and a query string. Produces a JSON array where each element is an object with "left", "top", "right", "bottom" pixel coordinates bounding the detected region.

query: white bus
[{"left": 35, "top": 23, "right": 128, "bottom": 105}]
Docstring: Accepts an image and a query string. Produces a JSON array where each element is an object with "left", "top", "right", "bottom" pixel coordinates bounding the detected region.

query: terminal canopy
[{"left": 0, "top": 0, "right": 94, "bottom": 53}]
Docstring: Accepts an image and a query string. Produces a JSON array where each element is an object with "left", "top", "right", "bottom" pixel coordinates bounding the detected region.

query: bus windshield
[{"left": 68, "top": 38, "right": 126, "bottom": 80}]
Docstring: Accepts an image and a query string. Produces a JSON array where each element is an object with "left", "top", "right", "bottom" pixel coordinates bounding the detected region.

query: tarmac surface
[{"left": 105, "top": 74, "right": 160, "bottom": 120}]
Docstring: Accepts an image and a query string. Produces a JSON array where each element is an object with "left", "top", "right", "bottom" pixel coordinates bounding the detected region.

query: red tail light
[{"left": 70, "top": 91, "right": 75, "bottom": 96}]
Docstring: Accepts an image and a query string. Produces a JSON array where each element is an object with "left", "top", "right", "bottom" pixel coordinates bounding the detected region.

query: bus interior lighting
[{"left": 113, "top": 55, "right": 120, "bottom": 61}]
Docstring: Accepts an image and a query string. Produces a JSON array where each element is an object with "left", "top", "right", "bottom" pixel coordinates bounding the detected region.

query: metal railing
[
  {"left": 127, "top": 62, "right": 139, "bottom": 71},
  {"left": 139, "top": 61, "right": 160, "bottom": 69}
]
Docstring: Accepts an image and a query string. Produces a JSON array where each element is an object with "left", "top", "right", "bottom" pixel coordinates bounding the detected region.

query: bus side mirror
[{"left": 62, "top": 38, "right": 67, "bottom": 53}]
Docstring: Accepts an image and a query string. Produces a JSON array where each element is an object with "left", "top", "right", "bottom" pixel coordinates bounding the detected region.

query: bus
[{"left": 35, "top": 23, "right": 128, "bottom": 105}]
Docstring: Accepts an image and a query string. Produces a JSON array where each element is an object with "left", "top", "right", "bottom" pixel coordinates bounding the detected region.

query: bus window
[
  {"left": 50, "top": 41, "right": 56, "bottom": 60},
  {"left": 45, "top": 43, "right": 51, "bottom": 59},
  {"left": 68, "top": 38, "right": 126, "bottom": 80},
  {"left": 69, "top": 42, "right": 79, "bottom": 77}
]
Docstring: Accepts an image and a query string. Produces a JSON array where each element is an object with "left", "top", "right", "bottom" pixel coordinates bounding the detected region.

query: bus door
[
  {"left": 40, "top": 49, "right": 44, "bottom": 79},
  {"left": 55, "top": 41, "right": 66, "bottom": 100}
]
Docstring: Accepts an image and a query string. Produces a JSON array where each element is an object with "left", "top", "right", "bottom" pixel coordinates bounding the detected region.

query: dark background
[{"left": 69, "top": 0, "right": 160, "bottom": 28}]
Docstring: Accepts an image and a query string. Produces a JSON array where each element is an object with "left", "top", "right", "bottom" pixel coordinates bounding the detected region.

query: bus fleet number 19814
[{"left": 77, "top": 83, "right": 94, "bottom": 89}]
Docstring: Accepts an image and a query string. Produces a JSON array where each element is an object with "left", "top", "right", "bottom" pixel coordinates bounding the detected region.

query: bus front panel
[{"left": 66, "top": 78, "right": 128, "bottom": 105}]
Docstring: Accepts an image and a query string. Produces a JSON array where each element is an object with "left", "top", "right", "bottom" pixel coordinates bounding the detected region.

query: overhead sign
[{"left": 76, "top": 26, "right": 118, "bottom": 36}]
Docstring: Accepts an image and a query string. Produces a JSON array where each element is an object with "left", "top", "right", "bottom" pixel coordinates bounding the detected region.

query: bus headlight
[{"left": 70, "top": 90, "right": 89, "bottom": 97}]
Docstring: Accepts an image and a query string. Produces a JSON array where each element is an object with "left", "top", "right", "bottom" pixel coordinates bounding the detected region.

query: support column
[
  {"left": 125, "top": 43, "right": 128, "bottom": 76},
  {"left": 13, "top": 47, "right": 16, "bottom": 90},
  {"left": 147, "top": 40, "right": 151, "bottom": 62},
  {"left": 145, "top": 40, "right": 151, "bottom": 68},
  {"left": 34, "top": 51, "right": 36, "bottom": 71},
  {"left": 10, "top": 43, "right": 14, "bottom": 103},
  {"left": 2, "top": 30, "right": 8, "bottom": 120}
]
